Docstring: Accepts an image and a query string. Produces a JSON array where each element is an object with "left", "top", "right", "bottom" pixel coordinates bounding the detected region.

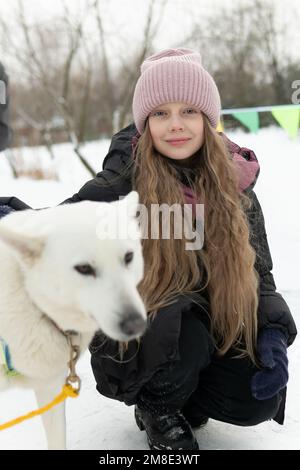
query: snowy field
[{"left": 0, "top": 127, "right": 299, "bottom": 450}]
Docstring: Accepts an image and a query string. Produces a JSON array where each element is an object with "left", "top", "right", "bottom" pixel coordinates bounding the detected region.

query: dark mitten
[{"left": 251, "top": 328, "right": 288, "bottom": 400}]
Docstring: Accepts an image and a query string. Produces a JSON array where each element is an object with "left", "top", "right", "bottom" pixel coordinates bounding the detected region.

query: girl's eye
[
  {"left": 151, "top": 108, "right": 198, "bottom": 117},
  {"left": 152, "top": 111, "right": 166, "bottom": 117}
]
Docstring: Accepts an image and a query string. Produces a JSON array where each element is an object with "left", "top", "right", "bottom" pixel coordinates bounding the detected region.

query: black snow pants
[{"left": 136, "top": 308, "right": 285, "bottom": 426}]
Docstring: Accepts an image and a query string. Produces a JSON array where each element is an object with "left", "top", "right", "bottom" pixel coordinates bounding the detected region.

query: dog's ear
[
  {"left": 0, "top": 211, "right": 45, "bottom": 264},
  {"left": 119, "top": 191, "right": 140, "bottom": 218},
  {"left": 0, "top": 225, "right": 45, "bottom": 265}
]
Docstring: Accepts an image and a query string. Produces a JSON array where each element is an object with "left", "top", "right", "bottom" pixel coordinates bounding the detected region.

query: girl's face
[{"left": 148, "top": 102, "right": 204, "bottom": 164}]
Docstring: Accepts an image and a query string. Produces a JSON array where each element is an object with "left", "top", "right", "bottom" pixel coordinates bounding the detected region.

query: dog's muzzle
[{"left": 119, "top": 312, "right": 147, "bottom": 337}]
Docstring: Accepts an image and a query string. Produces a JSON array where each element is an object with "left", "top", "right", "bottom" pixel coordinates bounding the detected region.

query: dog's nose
[{"left": 119, "top": 312, "right": 147, "bottom": 337}]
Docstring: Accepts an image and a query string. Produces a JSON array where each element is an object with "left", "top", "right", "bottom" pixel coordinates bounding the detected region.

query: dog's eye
[
  {"left": 124, "top": 251, "right": 134, "bottom": 265},
  {"left": 74, "top": 264, "right": 96, "bottom": 276}
]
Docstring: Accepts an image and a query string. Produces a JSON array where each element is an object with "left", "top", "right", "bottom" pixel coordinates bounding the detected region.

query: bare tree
[
  {"left": 90, "top": 0, "right": 169, "bottom": 136},
  {"left": 181, "top": 0, "right": 299, "bottom": 107},
  {"left": 251, "top": 0, "right": 296, "bottom": 103},
  {"left": 1, "top": 0, "right": 96, "bottom": 175},
  {"left": 0, "top": 0, "right": 171, "bottom": 177}
]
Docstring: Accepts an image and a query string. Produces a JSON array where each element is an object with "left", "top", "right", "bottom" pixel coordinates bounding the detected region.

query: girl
[
  {"left": 0, "top": 48, "right": 296, "bottom": 450},
  {"left": 86, "top": 48, "right": 296, "bottom": 450}
]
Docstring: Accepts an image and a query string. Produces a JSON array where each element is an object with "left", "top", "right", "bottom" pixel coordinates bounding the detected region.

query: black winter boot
[{"left": 134, "top": 406, "right": 199, "bottom": 450}]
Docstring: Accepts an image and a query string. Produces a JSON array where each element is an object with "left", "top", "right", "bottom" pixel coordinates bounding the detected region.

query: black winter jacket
[
  {"left": 0, "top": 124, "right": 297, "bottom": 408},
  {"left": 0, "top": 62, "right": 11, "bottom": 152}
]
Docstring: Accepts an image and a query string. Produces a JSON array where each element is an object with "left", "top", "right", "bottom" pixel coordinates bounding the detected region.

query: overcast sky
[
  {"left": 0, "top": 0, "right": 300, "bottom": 72},
  {"left": 1, "top": 0, "right": 299, "bottom": 51}
]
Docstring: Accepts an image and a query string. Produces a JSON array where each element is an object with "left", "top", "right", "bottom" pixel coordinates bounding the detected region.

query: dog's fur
[{"left": 0, "top": 191, "right": 147, "bottom": 449}]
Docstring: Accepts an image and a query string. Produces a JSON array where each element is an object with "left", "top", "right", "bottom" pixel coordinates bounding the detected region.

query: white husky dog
[{"left": 0, "top": 191, "right": 147, "bottom": 449}]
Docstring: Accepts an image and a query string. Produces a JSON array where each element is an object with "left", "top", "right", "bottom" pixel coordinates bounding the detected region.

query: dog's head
[{"left": 0, "top": 191, "right": 147, "bottom": 342}]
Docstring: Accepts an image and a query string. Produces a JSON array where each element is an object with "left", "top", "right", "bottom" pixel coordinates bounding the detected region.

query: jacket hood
[
  {"left": 168, "top": 132, "right": 260, "bottom": 193},
  {"left": 220, "top": 132, "right": 260, "bottom": 192}
]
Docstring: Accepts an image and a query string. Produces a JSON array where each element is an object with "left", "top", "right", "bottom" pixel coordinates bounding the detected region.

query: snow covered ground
[{"left": 0, "top": 127, "right": 299, "bottom": 450}]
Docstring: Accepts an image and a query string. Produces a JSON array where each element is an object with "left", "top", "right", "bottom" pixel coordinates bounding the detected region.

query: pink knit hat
[{"left": 132, "top": 48, "right": 221, "bottom": 135}]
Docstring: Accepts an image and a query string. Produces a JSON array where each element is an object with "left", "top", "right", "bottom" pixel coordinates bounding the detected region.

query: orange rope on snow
[{"left": 0, "top": 384, "right": 78, "bottom": 431}]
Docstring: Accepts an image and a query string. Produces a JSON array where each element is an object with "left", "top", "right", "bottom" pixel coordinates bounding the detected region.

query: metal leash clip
[{"left": 65, "top": 331, "right": 81, "bottom": 393}]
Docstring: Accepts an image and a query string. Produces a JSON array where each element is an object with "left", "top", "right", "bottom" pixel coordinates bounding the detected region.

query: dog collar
[
  {"left": 0, "top": 337, "right": 21, "bottom": 377},
  {"left": 42, "top": 314, "right": 79, "bottom": 338}
]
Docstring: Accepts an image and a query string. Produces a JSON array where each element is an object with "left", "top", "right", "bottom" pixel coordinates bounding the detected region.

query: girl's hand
[{"left": 251, "top": 329, "right": 288, "bottom": 400}]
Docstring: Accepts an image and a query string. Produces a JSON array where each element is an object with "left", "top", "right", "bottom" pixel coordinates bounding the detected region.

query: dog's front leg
[{"left": 34, "top": 377, "right": 66, "bottom": 450}]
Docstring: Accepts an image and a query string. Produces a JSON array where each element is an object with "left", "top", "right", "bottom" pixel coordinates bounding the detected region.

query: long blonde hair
[{"left": 132, "top": 116, "right": 259, "bottom": 364}]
